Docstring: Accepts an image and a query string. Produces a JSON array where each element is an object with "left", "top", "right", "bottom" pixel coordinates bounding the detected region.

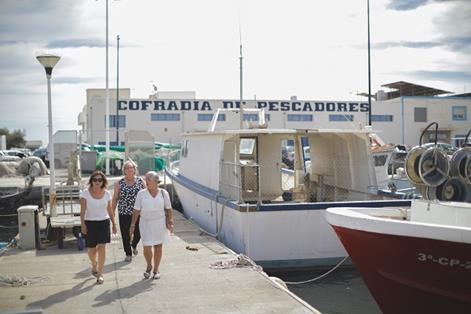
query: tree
[{"left": 0, "top": 127, "right": 26, "bottom": 149}]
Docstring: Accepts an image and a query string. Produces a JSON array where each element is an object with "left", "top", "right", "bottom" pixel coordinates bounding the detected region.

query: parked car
[
  {"left": 3, "top": 150, "right": 27, "bottom": 159},
  {"left": 0, "top": 150, "right": 21, "bottom": 161},
  {"left": 32, "top": 147, "right": 49, "bottom": 167},
  {"left": 11, "top": 148, "right": 32, "bottom": 157}
]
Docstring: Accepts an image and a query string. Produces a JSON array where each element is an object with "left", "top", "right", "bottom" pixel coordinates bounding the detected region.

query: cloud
[
  {"left": 386, "top": 0, "right": 463, "bottom": 11},
  {"left": 409, "top": 70, "right": 471, "bottom": 82},
  {"left": 373, "top": 36, "right": 471, "bottom": 52},
  {"left": 376, "top": 1, "right": 471, "bottom": 54},
  {"left": 433, "top": 2, "right": 471, "bottom": 49},
  {"left": 373, "top": 41, "right": 439, "bottom": 49},
  {"left": 0, "top": 1, "right": 83, "bottom": 42},
  {"left": 46, "top": 38, "right": 106, "bottom": 49},
  {"left": 45, "top": 38, "right": 140, "bottom": 49},
  {"left": 54, "top": 76, "right": 99, "bottom": 84},
  {"left": 387, "top": 0, "right": 429, "bottom": 11}
]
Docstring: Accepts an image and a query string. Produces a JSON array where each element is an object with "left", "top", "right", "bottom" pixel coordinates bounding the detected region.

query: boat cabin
[{"left": 179, "top": 128, "right": 380, "bottom": 205}]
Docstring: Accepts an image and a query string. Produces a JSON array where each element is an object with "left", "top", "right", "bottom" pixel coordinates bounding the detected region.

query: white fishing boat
[{"left": 165, "top": 109, "right": 410, "bottom": 269}]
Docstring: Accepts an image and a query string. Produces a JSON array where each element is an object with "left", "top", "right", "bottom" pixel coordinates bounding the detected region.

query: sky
[{"left": 0, "top": 0, "right": 470, "bottom": 145}]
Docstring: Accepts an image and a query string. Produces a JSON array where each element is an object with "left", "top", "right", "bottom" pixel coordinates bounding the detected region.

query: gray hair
[{"left": 145, "top": 171, "right": 161, "bottom": 184}]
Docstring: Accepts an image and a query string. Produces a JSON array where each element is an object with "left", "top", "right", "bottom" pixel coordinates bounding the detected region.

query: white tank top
[{"left": 80, "top": 189, "right": 111, "bottom": 221}]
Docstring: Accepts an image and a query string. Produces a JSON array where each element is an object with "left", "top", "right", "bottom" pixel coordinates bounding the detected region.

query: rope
[
  {"left": 210, "top": 254, "right": 263, "bottom": 272},
  {"left": 0, "top": 273, "right": 48, "bottom": 287},
  {"left": 284, "top": 256, "right": 349, "bottom": 285},
  {"left": 0, "top": 237, "right": 17, "bottom": 257},
  {"left": 0, "top": 213, "right": 18, "bottom": 217},
  {"left": 0, "top": 225, "right": 18, "bottom": 229}
]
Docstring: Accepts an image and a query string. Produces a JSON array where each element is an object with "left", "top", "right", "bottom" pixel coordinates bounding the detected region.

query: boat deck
[{"left": 0, "top": 210, "right": 318, "bottom": 313}]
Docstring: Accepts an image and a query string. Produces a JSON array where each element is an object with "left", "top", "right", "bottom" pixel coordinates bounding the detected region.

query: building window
[
  {"left": 197, "top": 113, "right": 226, "bottom": 121},
  {"left": 98, "top": 141, "right": 123, "bottom": 146},
  {"left": 243, "top": 114, "right": 271, "bottom": 121},
  {"left": 371, "top": 115, "right": 393, "bottom": 122},
  {"left": 329, "top": 114, "right": 353, "bottom": 122},
  {"left": 287, "top": 114, "right": 313, "bottom": 122},
  {"left": 414, "top": 107, "right": 427, "bottom": 122},
  {"left": 452, "top": 106, "right": 467, "bottom": 121},
  {"left": 105, "top": 115, "right": 126, "bottom": 128},
  {"left": 151, "top": 113, "right": 180, "bottom": 121},
  {"left": 453, "top": 134, "right": 467, "bottom": 147}
]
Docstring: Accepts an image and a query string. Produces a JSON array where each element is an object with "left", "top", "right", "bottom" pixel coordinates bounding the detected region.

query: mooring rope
[
  {"left": 284, "top": 256, "right": 349, "bottom": 285},
  {"left": 0, "top": 213, "right": 18, "bottom": 217},
  {"left": 210, "top": 254, "right": 263, "bottom": 272},
  {"left": 0, "top": 236, "right": 17, "bottom": 257}
]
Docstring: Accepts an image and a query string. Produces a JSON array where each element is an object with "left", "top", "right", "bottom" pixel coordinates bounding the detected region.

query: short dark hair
[{"left": 88, "top": 170, "right": 108, "bottom": 189}]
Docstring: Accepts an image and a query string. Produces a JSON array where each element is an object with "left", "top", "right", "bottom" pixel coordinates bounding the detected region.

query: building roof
[
  {"left": 357, "top": 92, "right": 376, "bottom": 100},
  {"left": 450, "top": 92, "right": 471, "bottom": 97},
  {"left": 381, "top": 81, "right": 451, "bottom": 98}
]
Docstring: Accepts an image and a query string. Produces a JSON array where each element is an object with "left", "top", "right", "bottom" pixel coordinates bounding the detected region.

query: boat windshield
[{"left": 240, "top": 138, "right": 256, "bottom": 155}]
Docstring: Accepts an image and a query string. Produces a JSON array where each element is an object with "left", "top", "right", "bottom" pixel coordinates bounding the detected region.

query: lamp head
[{"left": 36, "top": 54, "right": 60, "bottom": 76}]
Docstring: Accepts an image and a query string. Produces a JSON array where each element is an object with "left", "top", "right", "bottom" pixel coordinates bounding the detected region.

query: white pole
[
  {"left": 239, "top": 43, "right": 243, "bottom": 129},
  {"left": 46, "top": 74, "right": 56, "bottom": 217},
  {"left": 105, "top": 0, "right": 110, "bottom": 175}
]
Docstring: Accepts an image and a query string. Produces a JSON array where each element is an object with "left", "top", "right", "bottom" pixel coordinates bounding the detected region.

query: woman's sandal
[
  {"left": 96, "top": 275, "right": 104, "bottom": 284},
  {"left": 153, "top": 271, "right": 161, "bottom": 280},
  {"left": 91, "top": 262, "right": 99, "bottom": 278},
  {"left": 143, "top": 267, "right": 152, "bottom": 279}
]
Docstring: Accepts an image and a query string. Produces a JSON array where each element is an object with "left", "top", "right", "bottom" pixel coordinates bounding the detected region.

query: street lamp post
[
  {"left": 116, "top": 34, "right": 120, "bottom": 146},
  {"left": 36, "top": 54, "right": 60, "bottom": 217},
  {"left": 105, "top": 0, "right": 110, "bottom": 175}
]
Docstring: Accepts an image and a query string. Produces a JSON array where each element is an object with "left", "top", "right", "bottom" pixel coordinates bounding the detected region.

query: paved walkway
[{"left": 0, "top": 210, "right": 319, "bottom": 314}]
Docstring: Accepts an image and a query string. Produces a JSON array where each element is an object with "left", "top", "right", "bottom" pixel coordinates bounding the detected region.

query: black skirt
[{"left": 84, "top": 219, "right": 111, "bottom": 248}]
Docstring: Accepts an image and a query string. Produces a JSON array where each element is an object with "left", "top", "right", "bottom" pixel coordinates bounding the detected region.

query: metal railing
[
  {"left": 42, "top": 184, "right": 81, "bottom": 216},
  {"left": 219, "top": 161, "right": 388, "bottom": 204}
]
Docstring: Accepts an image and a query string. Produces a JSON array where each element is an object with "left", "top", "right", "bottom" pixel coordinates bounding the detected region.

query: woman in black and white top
[
  {"left": 111, "top": 160, "right": 146, "bottom": 262},
  {"left": 80, "top": 171, "right": 117, "bottom": 284}
]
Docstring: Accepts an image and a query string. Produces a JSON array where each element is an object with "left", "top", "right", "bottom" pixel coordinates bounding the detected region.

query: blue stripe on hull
[{"left": 259, "top": 199, "right": 411, "bottom": 211}]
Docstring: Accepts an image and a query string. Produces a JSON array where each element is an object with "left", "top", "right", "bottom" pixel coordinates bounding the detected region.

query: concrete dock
[{"left": 0, "top": 209, "right": 319, "bottom": 313}]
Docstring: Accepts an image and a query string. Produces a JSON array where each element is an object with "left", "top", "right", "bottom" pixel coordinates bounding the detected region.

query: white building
[{"left": 78, "top": 82, "right": 471, "bottom": 147}]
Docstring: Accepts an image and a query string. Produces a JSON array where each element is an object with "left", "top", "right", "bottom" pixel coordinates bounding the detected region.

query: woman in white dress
[
  {"left": 80, "top": 171, "right": 117, "bottom": 284},
  {"left": 130, "top": 171, "right": 174, "bottom": 279}
]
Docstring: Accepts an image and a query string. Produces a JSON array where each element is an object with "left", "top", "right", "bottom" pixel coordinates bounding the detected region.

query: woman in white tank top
[{"left": 80, "top": 171, "right": 117, "bottom": 284}]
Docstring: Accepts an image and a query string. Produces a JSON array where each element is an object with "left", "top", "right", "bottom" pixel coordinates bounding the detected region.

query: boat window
[
  {"left": 303, "top": 146, "right": 310, "bottom": 160},
  {"left": 240, "top": 138, "right": 256, "bottom": 156},
  {"left": 181, "top": 140, "right": 188, "bottom": 158},
  {"left": 281, "top": 139, "right": 294, "bottom": 169}
]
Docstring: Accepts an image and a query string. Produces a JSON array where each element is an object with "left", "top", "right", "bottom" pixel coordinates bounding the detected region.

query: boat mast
[{"left": 367, "top": 0, "right": 372, "bottom": 126}]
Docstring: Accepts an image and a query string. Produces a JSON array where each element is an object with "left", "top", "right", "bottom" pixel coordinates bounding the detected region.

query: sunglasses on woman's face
[{"left": 92, "top": 177, "right": 103, "bottom": 183}]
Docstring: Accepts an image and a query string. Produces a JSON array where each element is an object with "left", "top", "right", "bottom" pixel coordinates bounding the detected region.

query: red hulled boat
[{"left": 326, "top": 200, "right": 471, "bottom": 314}]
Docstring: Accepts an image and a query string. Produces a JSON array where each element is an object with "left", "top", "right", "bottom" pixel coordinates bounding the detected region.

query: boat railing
[
  {"left": 219, "top": 161, "right": 298, "bottom": 204},
  {"left": 208, "top": 108, "right": 267, "bottom": 132},
  {"left": 163, "top": 148, "right": 181, "bottom": 174},
  {"left": 219, "top": 161, "right": 389, "bottom": 205}
]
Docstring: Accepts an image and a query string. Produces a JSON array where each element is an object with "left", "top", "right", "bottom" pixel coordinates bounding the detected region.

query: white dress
[{"left": 133, "top": 188, "right": 171, "bottom": 246}]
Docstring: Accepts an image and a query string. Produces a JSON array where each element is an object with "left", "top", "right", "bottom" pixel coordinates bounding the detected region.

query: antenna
[{"left": 239, "top": 22, "right": 244, "bottom": 129}]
